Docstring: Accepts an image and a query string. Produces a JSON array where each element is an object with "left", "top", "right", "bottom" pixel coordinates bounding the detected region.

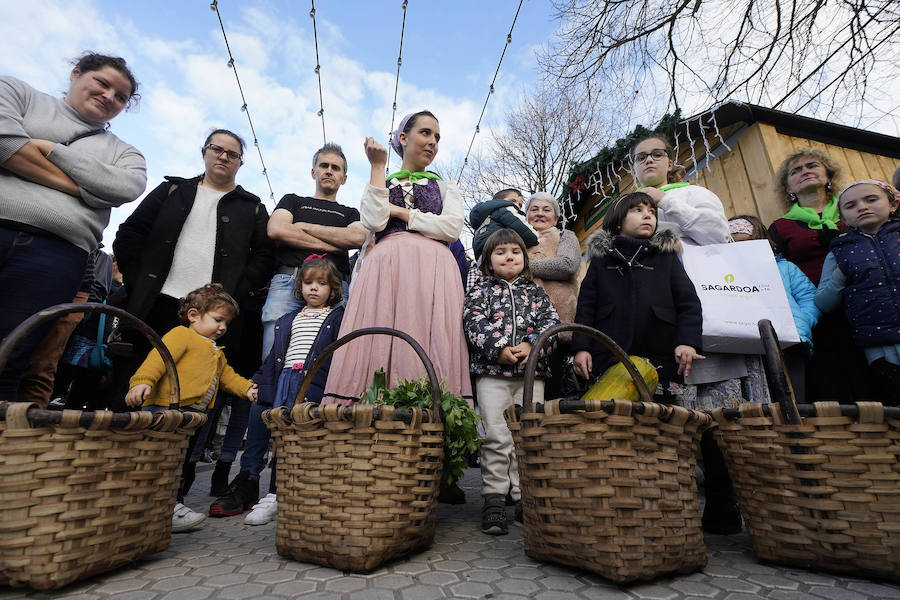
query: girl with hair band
[
  {"left": 322, "top": 111, "right": 472, "bottom": 405},
  {"left": 816, "top": 180, "right": 900, "bottom": 405},
  {"left": 210, "top": 255, "right": 345, "bottom": 523}
]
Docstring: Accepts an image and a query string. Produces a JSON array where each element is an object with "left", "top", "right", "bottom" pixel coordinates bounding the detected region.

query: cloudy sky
[{"left": 0, "top": 0, "right": 556, "bottom": 247}]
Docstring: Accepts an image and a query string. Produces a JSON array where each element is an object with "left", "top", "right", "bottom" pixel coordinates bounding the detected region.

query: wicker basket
[
  {"left": 505, "top": 323, "right": 713, "bottom": 584},
  {"left": 263, "top": 327, "right": 444, "bottom": 572},
  {"left": 711, "top": 319, "right": 900, "bottom": 581},
  {"left": 0, "top": 303, "right": 206, "bottom": 590}
]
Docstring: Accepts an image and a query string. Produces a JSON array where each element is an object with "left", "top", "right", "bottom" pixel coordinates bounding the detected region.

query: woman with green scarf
[
  {"left": 768, "top": 149, "right": 873, "bottom": 402},
  {"left": 768, "top": 149, "right": 845, "bottom": 285}
]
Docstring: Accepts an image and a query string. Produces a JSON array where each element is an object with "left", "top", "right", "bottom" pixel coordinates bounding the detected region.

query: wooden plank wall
[{"left": 573, "top": 121, "right": 900, "bottom": 246}]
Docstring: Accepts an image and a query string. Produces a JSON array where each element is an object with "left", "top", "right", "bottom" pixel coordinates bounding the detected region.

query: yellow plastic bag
[{"left": 581, "top": 356, "right": 659, "bottom": 402}]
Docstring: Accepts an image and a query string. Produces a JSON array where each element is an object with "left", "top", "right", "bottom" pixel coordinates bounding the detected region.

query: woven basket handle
[
  {"left": 0, "top": 302, "right": 180, "bottom": 410},
  {"left": 294, "top": 326, "right": 443, "bottom": 423},
  {"left": 758, "top": 318, "right": 801, "bottom": 425},
  {"left": 522, "top": 323, "right": 652, "bottom": 410}
]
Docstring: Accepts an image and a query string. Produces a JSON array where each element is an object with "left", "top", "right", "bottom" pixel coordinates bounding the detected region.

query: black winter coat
[
  {"left": 572, "top": 229, "right": 702, "bottom": 383},
  {"left": 113, "top": 175, "right": 274, "bottom": 320}
]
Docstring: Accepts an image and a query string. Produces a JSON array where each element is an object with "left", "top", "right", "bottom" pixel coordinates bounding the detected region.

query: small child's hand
[
  {"left": 125, "top": 384, "right": 151, "bottom": 408},
  {"left": 498, "top": 346, "right": 518, "bottom": 365},
  {"left": 509, "top": 341, "right": 533, "bottom": 363},
  {"left": 246, "top": 383, "right": 258, "bottom": 403},
  {"left": 675, "top": 345, "right": 706, "bottom": 377},
  {"left": 573, "top": 350, "right": 593, "bottom": 379}
]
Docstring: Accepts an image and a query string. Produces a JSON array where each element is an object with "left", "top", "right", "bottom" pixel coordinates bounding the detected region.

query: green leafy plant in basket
[{"left": 362, "top": 369, "right": 481, "bottom": 486}]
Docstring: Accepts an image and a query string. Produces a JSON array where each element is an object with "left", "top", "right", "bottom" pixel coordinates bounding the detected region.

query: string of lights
[
  {"left": 309, "top": 0, "right": 327, "bottom": 144},
  {"left": 386, "top": 0, "right": 409, "bottom": 174},
  {"left": 456, "top": 0, "right": 524, "bottom": 184},
  {"left": 209, "top": 0, "right": 276, "bottom": 202}
]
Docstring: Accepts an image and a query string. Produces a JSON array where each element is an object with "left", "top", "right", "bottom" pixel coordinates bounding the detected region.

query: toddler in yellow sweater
[{"left": 126, "top": 284, "right": 257, "bottom": 532}]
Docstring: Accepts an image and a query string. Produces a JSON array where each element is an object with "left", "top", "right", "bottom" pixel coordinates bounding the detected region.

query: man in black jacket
[{"left": 112, "top": 128, "right": 274, "bottom": 532}]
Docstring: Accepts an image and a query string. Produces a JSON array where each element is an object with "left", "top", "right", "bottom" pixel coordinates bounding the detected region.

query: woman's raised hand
[{"left": 364, "top": 137, "right": 388, "bottom": 168}]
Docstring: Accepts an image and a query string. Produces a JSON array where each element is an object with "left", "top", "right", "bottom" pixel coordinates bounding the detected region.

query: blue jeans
[
  {"left": 189, "top": 394, "right": 251, "bottom": 463},
  {"left": 0, "top": 227, "right": 87, "bottom": 401},
  {"left": 241, "top": 402, "right": 271, "bottom": 481},
  {"left": 260, "top": 272, "right": 302, "bottom": 360}
]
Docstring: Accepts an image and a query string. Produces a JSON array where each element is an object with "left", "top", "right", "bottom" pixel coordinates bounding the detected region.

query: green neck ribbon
[
  {"left": 782, "top": 195, "right": 840, "bottom": 230},
  {"left": 658, "top": 182, "right": 690, "bottom": 192},
  {"left": 386, "top": 170, "right": 442, "bottom": 183}
]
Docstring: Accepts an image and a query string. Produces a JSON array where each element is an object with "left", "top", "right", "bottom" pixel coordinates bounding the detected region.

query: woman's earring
[
  {"left": 825, "top": 181, "right": 832, "bottom": 193},
  {"left": 789, "top": 192, "right": 798, "bottom": 203}
]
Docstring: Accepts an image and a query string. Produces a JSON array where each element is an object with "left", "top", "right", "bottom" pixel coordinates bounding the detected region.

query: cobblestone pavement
[{"left": 3, "top": 464, "right": 900, "bottom": 600}]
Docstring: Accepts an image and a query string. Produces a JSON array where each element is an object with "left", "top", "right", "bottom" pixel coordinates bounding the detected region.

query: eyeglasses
[
  {"left": 204, "top": 144, "right": 243, "bottom": 163},
  {"left": 633, "top": 149, "right": 669, "bottom": 164}
]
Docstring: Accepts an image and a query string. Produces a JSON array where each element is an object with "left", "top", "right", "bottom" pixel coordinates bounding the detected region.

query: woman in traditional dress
[{"left": 322, "top": 111, "right": 471, "bottom": 405}]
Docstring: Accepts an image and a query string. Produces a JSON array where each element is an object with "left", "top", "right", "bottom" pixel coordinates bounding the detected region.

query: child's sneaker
[
  {"left": 244, "top": 493, "right": 277, "bottom": 525},
  {"left": 481, "top": 494, "right": 508, "bottom": 536},
  {"left": 172, "top": 503, "right": 206, "bottom": 532},
  {"left": 209, "top": 471, "right": 259, "bottom": 517}
]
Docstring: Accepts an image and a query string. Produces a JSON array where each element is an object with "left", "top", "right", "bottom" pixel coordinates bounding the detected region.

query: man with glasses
[{"left": 112, "top": 129, "right": 274, "bottom": 531}]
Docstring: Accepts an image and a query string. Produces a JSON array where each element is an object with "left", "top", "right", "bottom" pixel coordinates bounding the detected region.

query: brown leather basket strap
[
  {"left": 522, "top": 323, "right": 652, "bottom": 411},
  {"left": 758, "top": 319, "right": 801, "bottom": 425}
]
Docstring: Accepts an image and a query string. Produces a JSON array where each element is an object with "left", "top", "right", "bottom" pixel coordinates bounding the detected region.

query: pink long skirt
[{"left": 322, "top": 233, "right": 472, "bottom": 406}]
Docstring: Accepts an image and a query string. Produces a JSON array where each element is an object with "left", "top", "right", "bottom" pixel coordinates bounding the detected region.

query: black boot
[
  {"left": 700, "top": 431, "right": 742, "bottom": 535},
  {"left": 209, "top": 461, "right": 232, "bottom": 497},
  {"left": 481, "top": 494, "right": 508, "bottom": 536},
  {"left": 209, "top": 471, "right": 259, "bottom": 517}
]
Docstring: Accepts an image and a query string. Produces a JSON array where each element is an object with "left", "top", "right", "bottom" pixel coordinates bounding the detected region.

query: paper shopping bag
[{"left": 681, "top": 240, "right": 800, "bottom": 354}]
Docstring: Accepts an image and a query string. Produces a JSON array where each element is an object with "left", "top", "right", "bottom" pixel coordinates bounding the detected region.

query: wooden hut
[{"left": 564, "top": 101, "right": 900, "bottom": 246}]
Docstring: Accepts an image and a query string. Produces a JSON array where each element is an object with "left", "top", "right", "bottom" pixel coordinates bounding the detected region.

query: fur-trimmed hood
[{"left": 584, "top": 228, "right": 682, "bottom": 261}]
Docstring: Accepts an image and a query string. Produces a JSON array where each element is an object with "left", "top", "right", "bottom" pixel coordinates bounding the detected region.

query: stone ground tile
[
  {"left": 626, "top": 583, "right": 681, "bottom": 600},
  {"left": 449, "top": 581, "right": 496, "bottom": 598},
  {"left": 371, "top": 573, "right": 416, "bottom": 589},
  {"left": 460, "top": 569, "right": 501, "bottom": 583},
  {"left": 417, "top": 571, "right": 461, "bottom": 586},
  {"left": 323, "top": 576, "right": 369, "bottom": 593},
  {"left": 846, "top": 581, "right": 900, "bottom": 598},
  {"left": 85, "top": 578, "right": 148, "bottom": 594},
  {"left": 215, "top": 582, "right": 268, "bottom": 599},
  {"left": 494, "top": 577, "right": 543, "bottom": 596},
  {"left": 188, "top": 564, "right": 235, "bottom": 578},
  {"left": 669, "top": 580, "right": 720, "bottom": 597},
  {"left": 247, "top": 569, "right": 300, "bottom": 585},
  {"left": 807, "top": 587, "right": 874, "bottom": 600},
  {"left": 148, "top": 575, "right": 202, "bottom": 592},
  {"left": 707, "top": 578, "right": 761, "bottom": 594},
  {"left": 155, "top": 588, "right": 214, "bottom": 600},
  {"left": 347, "top": 589, "right": 395, "bottom": 600},
  {"left": 532, "top": 591, "right": 587, "bottom": 600},
  {"left": 268, "top": 580, "right": 318, "bottom": 596},
  {"left": 201, "top": 573, "right": 250, "bottom": 588},
  {"left": 431, "top": 559, "right": 471, "bottom": 572},
  {"left": 398, "top": 585, "right": 448, "bottom": 600},
  {"left": 745, "top": 574, "right": 802, "bottom": 590},
  {"left": 106, "top": 591, "right": 158, "bottom": 600},
  {"left": 769, "top": 592, "right": 831, "bottom": 600},
  {"left": 540, "top": 575, "right": 589, "bottom": 591}
]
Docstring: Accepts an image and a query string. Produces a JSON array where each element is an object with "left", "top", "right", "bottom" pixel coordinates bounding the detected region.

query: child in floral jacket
[{"left": 463, "top": 229, "right": 559, "bottom": 536}]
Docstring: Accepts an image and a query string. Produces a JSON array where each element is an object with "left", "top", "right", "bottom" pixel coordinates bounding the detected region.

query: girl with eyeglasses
[{"left": 630, "top": 135, "right": 730, "bottom": 247}]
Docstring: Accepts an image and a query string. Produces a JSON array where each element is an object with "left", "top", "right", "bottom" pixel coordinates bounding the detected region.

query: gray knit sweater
[{"left": 0, "top": 76, "right": 147, "bottom": 251}]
